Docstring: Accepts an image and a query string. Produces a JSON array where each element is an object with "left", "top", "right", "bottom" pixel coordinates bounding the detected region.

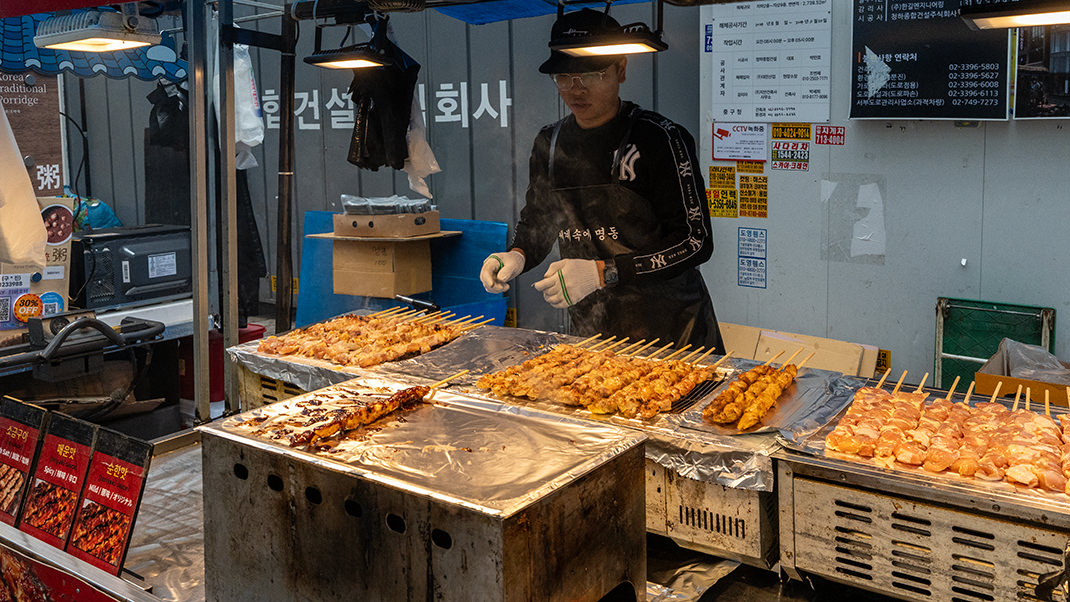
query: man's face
[{"left": 555, "top": 59, "right": 627, "bottom": 129}]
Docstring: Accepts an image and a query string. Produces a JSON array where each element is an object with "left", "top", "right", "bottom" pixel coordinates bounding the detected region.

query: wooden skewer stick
[
  {"left": 891, "top": 370, "right": 909, "bottom": 395},
  {"left": 944, "top": 375, "right": 961, "bottom": 401},
  {"left": 679, "top": 347, "right": 706, "bottom": 363},
  {"left": 369, "top": 306, "right": 404, "bottom": 317},
  {"left": 707, "top": 350, "right": 734, "bottom": 369},
  {"left": 624, "top": 339, "right": 659, "bottom": 357},
  {"left": 645, "top": 342, "right": 676, "bottom": 360},
  {"left": 2, "top": 395, "right": 22, "bottom": 403},
  {"left": 602, "top": 338, "right": 631, "bottom": 352},
  {"left": 444, "top": 314, "right": 478, "bottom": 326},
  {"left": 1012, "top": 384, "right": 1023, "bottom": 411},
  {"left": 1025, "top": 387, "right": 1031, "bottom": 413},
  {"left": 1045, "top": 389, "right": 1051, "bottom": 418},
  {"left": 588, "top": 336, "right": 618, "bottom": 351},
  {"left": 661, "top": 344, "right": 693, "bottom": 361},
  {"left": 914, "top": 372, "right": 929, "bottom": 393},
  {"left": 875, "top": 369, "right": 892, "bottom": 389},
  {"left": 986, "top": 380, "right": 1002, "bottom": 404},
  {"left": 392, "top": 309, "right": 423, "bottom": 321},
  {"left": 616, "top": 340, "right": 646, "bottom": 355},
  {"left": 794, "top": 351, "right": 817, "bottom": 372},
  {"left": 415, "top": 310, "right": 452, "bottom": 323},
  {"left": 781, "top": 347, "right": 804, "bottom": 367},
  {"left": 759, "top": 350, "right": 785, "bottom": 367},
  {"left": 429, "top": 370, "right": 470, "bottom": 389},
  {"left": 962, "top": 380, "right": 975, "bottom": 405},
  {"left": 689, "top": 347, "right": 717, "bottom": 365},
  {"left": 575, "top": 333, "right": 603, "bottom": 347},
  {"left": 424, "top": 314, "right": 458, "bottom": 325},
  {"left": 461, "top": 318, "right": 496, "bottom": 331}
]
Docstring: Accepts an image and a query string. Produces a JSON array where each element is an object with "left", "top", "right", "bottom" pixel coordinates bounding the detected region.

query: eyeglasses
[{"left": 550, "top": 69, "right": 609, "bottom": 91}]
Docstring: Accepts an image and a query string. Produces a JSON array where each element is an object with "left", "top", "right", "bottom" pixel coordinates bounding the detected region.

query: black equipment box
[{"left": 70, "top": 225, "right": 191, "bottom": 310}]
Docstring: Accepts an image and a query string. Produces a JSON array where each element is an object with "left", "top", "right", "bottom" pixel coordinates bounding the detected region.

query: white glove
[
  {"left": 533, "top": 259, "right": 601, "bottom": 309},
  {"left": 480, "top": 250, "right": 525, "bottom": 293}
]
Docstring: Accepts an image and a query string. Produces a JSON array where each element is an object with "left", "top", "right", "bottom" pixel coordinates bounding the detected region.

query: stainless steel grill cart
[
  {"left": 198, "top": 379, "right": 648, "bottom": 602},
  {"left": 776, "top": 445, "right": 1070, "bottom": 602}
]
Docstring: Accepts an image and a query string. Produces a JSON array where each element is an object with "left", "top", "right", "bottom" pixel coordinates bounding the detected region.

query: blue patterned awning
[{"left": 0, "top": 11, "right": 186, "bottom": 81}]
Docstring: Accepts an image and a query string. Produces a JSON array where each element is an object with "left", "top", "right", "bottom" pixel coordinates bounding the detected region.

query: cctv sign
[{"left": 712, "top": 123, "right": 768, "bottom": 162}]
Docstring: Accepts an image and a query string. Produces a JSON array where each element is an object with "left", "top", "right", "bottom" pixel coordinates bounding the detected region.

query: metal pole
[
  {"left": 219, "top": 0, "right": 240, "bottom": 413},
  {"left": 275, "top": 2, "right": 296, "bottom": 333},
  {"left": 188, "top": 0, "right": 212, "bottom": 422}
]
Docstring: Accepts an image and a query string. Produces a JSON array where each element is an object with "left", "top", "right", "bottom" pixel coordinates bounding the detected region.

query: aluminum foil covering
[
  {"left": 124, "top": 444, "right": 204, "bottom": 602},
  {"left": 647, "top": 535, "right": 741, "bottom": 602},
  {"left": 227, "top": 339, "right": 361, "bottom": 392},
  {"left": 667, "top": 359, "right": 861, "bottom": 438},
  {"left": 203, "top": 375, "right": 645, "bottom": 518}
]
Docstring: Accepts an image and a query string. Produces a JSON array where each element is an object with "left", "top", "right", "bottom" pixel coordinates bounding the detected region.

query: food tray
[
  {"left": 210, "top": 374, "right": 645, "bottom": 515},
  {"left": 666, "top": 359, "right": 863, "bottom": 437},
  {"left": 778, "top": 388, "right": 1070, "bottom": 508}
]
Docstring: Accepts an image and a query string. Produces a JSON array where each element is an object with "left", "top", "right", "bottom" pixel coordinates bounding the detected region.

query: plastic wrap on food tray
[
  {"left": 340, "top": 194, "right": 435, "bottom": 215},
  {"left": 227, "top": 339, "right": 359, "bottom": 393},
  {"left": 374, "top": 325, "right": 572, "bottom": 386},
  {"left": 666, "top": 359, "right": 860, "bottom": 437},
  {"left": 210, "top": 377, "right": 645, "bottom": 517}
]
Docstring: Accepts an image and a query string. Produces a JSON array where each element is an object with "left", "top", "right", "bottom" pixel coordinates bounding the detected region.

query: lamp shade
[
  {"left": 303, "top": 45, "right": 392, "bottom": 69},
  {"left": 33, "top": 10, "right": 160, "bottom": 52},
  {"left": 550, "top": 22, "right": 668, "bottom": 57},
  {"left": 960, "top": 0, "right": 1070, "bottom": 29}
]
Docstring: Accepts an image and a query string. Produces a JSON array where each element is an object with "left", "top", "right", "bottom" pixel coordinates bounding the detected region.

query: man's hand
[
  {"left": 480, "top": 250, "right": 525, "bottom": 293},
  {"left": 533, "top": 259, "right": 602, "bottom": 309}
]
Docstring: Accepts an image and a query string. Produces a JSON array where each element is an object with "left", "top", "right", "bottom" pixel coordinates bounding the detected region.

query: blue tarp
[
  {"left": 0, "top": 11, "right": 186, "bottom": 81},
  {"left": 295, "top": 211, "right": 508, "bottom": 329},
  {"left": 434, "top": 0, "right": 652, "bottom": 25}
]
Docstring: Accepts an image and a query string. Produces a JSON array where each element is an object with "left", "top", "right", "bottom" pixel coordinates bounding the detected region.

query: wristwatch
[{"left": 602, "top": 260, "right": 619, "bottom": 287}]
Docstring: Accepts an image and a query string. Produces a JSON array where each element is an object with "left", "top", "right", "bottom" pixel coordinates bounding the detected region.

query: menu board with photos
[
  {"left": 850, "top": 0, "right": 1011, "bottom": 119},
  {"left": 65, "top": 428, "right": 151, "bottom": 575},
  {"left": 0, "top": 398, "right": 47, "bottom": 525},
  {"left": 19, "top": 413, "right": 97, "bottom": 549}
]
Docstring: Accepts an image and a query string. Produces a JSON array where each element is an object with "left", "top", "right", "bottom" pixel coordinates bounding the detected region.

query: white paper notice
[
  {"left": 850, "top": 182, "right": 886, "bottom": 257},
  {"left": 710, "top": 0, "right": 833, "bottom": 123},
  {"left": 712, "top": 123, "right": 768, "bottom": 161}
]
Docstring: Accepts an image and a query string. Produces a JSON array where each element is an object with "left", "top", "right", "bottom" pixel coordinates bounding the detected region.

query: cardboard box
[
  {"left": 973, "top": 372, "right": 1069, "bottom": 408},
  {"left": 333, "top": 210, "right": 440, "bottom": 238},
  {"left": 720, "top": 322, "right": 878, "bottom": 377},
  {"left": 0, "top": 197, "right": 76, "bottom": 343},
  {"left": 310, "top": 230, "right": 460, "bottom": 299}
]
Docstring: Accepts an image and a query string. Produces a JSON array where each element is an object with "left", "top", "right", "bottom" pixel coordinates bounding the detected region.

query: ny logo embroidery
[
  {"left": 650, "top": 254, "right": 667, "bottom": 268},
  {"left": 618, "top": 144, "right": 640, "bottom": 182},
  {"left": 688, "top": 237, "right": 703, "bottom": 251},
  {"left": 678, "top": 160, "right": 693, "bottom": 178},
  {"left": 687, "top": 205, "right": 702, "bottom": 220}
]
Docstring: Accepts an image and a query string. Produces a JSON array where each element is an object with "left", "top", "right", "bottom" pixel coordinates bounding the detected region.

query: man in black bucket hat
[{"left": 480, "top": 8, "right": 724, "bottom": 353}]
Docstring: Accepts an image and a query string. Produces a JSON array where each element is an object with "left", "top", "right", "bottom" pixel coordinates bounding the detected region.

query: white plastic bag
[
  {"left": 403, "top": 93, "right": 441, "bottom": 198},
  {"left": 0, "top": 105, "right": 46, "bottom": 270},
  {"left": 210, "top": 16, "right": 265, "bottom": 169}
]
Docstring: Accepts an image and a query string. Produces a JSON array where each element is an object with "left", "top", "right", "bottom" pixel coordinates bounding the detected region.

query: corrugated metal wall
[{"left": 61, "top": 2, "right": 698, "bottom": 335}]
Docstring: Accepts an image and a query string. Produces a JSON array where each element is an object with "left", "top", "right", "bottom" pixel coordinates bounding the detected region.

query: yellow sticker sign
[
  {"left": 13, "top": 293, "right": 42, "bottom": 323},
  {"left": 736, "top": 160, "right": 764, "bottom": 174},
  {"left": 738, "top": 176, "right": 768, "bottom": 219},
  {"left": 875, "top": 349, "right": 892, "bottom": 377},
  {"left": 706, "top": 188, "right": 738, "bottom": 219},
  {"left": 708, "top": 165, "right": 736, "bottom": 188},
  {"left": 771, "top": 123, "right": 812, "bottom": 140}
]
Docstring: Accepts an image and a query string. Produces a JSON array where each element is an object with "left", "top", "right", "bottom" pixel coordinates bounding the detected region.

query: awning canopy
[{"left": 0, "top": 12, "right": 186, "bottom": 81}]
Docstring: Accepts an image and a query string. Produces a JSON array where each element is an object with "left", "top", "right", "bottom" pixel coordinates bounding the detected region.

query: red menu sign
[
  {"left": 0, "top": 1, "right": 110, "bottom": 19},
  {"left": 0, "top": 542, "right": 117, "bottom": 602},
  {"left": 19, "top": 414, "right": 96, "bottom": 549},
  {"left": 0, "top": 399, "right": 47, "bottom": 526},
  {"left": 65, "top": 428, "right": 150, "bottom": 575}
]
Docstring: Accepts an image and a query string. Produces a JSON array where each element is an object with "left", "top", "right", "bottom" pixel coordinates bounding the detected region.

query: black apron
[{"left": 547, "top": 110, "right": 724, "bottom": 352}]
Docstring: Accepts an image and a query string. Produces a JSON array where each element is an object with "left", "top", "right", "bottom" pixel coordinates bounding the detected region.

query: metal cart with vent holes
[{"left": 776, "top": 449, "right": 1070, "bottom": 602}]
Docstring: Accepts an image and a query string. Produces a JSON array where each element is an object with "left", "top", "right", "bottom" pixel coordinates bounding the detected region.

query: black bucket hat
[{"left": 538, "top": 8, "right": 623, "bottom": 74}]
